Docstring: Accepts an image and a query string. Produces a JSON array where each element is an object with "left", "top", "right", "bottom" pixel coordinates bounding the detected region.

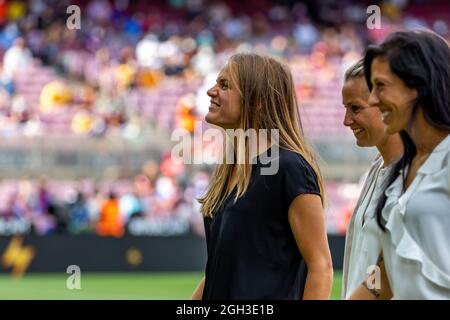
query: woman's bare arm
[
  {"left": 288, "top": 194, "right": 334, "bottom": 299},
  {"left": 348, "top": 253, "right": 393, "bottom": 300},
  {"left": 191, "top": 276, "right": 205, "bottom": 300}
]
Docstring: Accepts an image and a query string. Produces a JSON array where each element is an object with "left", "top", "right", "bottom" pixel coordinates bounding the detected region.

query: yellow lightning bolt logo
[{"left": 1, "top": 236, "right": 35, "bottom": 278}]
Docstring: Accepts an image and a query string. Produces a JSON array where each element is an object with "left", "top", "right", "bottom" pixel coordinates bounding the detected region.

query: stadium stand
[{"left": 0, "top": 0, "right": 449, "bottom": 238}]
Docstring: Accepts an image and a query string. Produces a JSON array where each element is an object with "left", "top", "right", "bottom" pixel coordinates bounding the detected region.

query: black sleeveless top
[{"left": 202, "top": 147, "right": 321, "bottom": 300}]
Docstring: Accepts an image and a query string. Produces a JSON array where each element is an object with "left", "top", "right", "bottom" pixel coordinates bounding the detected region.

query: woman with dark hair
[{"left": 350, "top": 29, "right": 450, "bottom": 299}]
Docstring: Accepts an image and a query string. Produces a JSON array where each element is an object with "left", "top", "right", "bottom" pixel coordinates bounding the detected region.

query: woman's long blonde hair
[{"left": 199, "top": 53, "right": 325, "bottom": 217}]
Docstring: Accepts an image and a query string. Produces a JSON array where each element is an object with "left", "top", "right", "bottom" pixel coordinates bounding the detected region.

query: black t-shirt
[{"left": 202, "top": 146, "right": 321, "bottom": 300}]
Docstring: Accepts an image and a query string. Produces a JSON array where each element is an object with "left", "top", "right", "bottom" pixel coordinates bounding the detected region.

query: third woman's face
[
  {"left": 205, "top": 67, "right": 241, "bottom": 130},
  {"left": 368, "top": 57, "right": 417, "bottom": 134}
]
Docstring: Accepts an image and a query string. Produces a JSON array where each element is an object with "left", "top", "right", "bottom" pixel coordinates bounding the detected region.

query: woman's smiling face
[
  {"left": 368, "top": 57, "right": 417, "bottom": 134},
  {"left": 205, "top": 66, "right": 241, "bottom": 130},
  {"left": 342, "top": 76, "right": 387, "bottom": 147}
]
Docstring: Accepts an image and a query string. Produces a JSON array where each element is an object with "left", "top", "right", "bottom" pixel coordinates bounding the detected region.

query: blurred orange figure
[
  {"left": 176, "top": 93, "right": 196, "bottom": 133},
  {"left": 136, "top": 68, "right": 162, "bottom": 88},
  {"left": 96, "top": 192, "right": 124, "bottom": 237}
]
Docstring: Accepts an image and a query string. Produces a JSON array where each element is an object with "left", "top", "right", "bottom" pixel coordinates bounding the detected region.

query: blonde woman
[{"left": 191, "top": 53, "right": 333, "bottom": 300}]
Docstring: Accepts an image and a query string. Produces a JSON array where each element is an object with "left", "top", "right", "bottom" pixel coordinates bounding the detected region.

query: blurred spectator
[
  {"left": 183, "top": 169, "right": 210, "bottom": 236},
  {"left": 72, "top": 110, "right": 93, "bottom": 134},
  {"left": 293, "top": 17, "right": 320, "bottom": 53},
  {"left": 135, "top": 34, "right": 163, "bottom": 69},
  {"left": 32, "top": 177, "right": 56, "bottom": 235},
  {"left": 120, "top": 190, "right": 144, "bottom": 223},
  {"left": 0, "top": 0, "right": 7, "bottom": 27},
  {"left": 68, "top": 191, "right": 90, "bottom": 234},
  {"left": 176, "top": 93, "right": 197, "bottom": 133},
  {"left": 114, "top": 46, "right": 137, "bottom": 94},
  {"left": 6, "top": 1, "right": 26, "bottom": 22},
  {"left": 86, "top": 187, "right": 103, "bottom": 223},
  {"left": 87, "top": 0, "right": 113, "bottom": 24},
  {"left": 135, "top": 67, "right": 162, "bottom": 89},
  {"left": 2, "top": 37, "right": 32, "bottom": 79},
  {"left": 39, "top": 80, "right": 73, "bottom": 113},
  {"left": 191, "top": 45, "right": 215, "bottom": 77},
  {"left": 96, "top": 191, "right": 124, "bottom": 237}
]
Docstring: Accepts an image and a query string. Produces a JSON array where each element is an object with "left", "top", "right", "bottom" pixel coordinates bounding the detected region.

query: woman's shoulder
[
  {"left": 269, "top": 146, "right": 317, "bottom": 180},
  {"left": 255, "top": 145, "right": 317, "bottom": 180},
  {"left": 277, "top": 146, "right": 315, "bottom": 172}
]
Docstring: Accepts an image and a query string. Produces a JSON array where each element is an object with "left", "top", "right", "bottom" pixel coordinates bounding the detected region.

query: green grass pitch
[{"left": 0, "top": 271, "right": 342, "bottom": 300}]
